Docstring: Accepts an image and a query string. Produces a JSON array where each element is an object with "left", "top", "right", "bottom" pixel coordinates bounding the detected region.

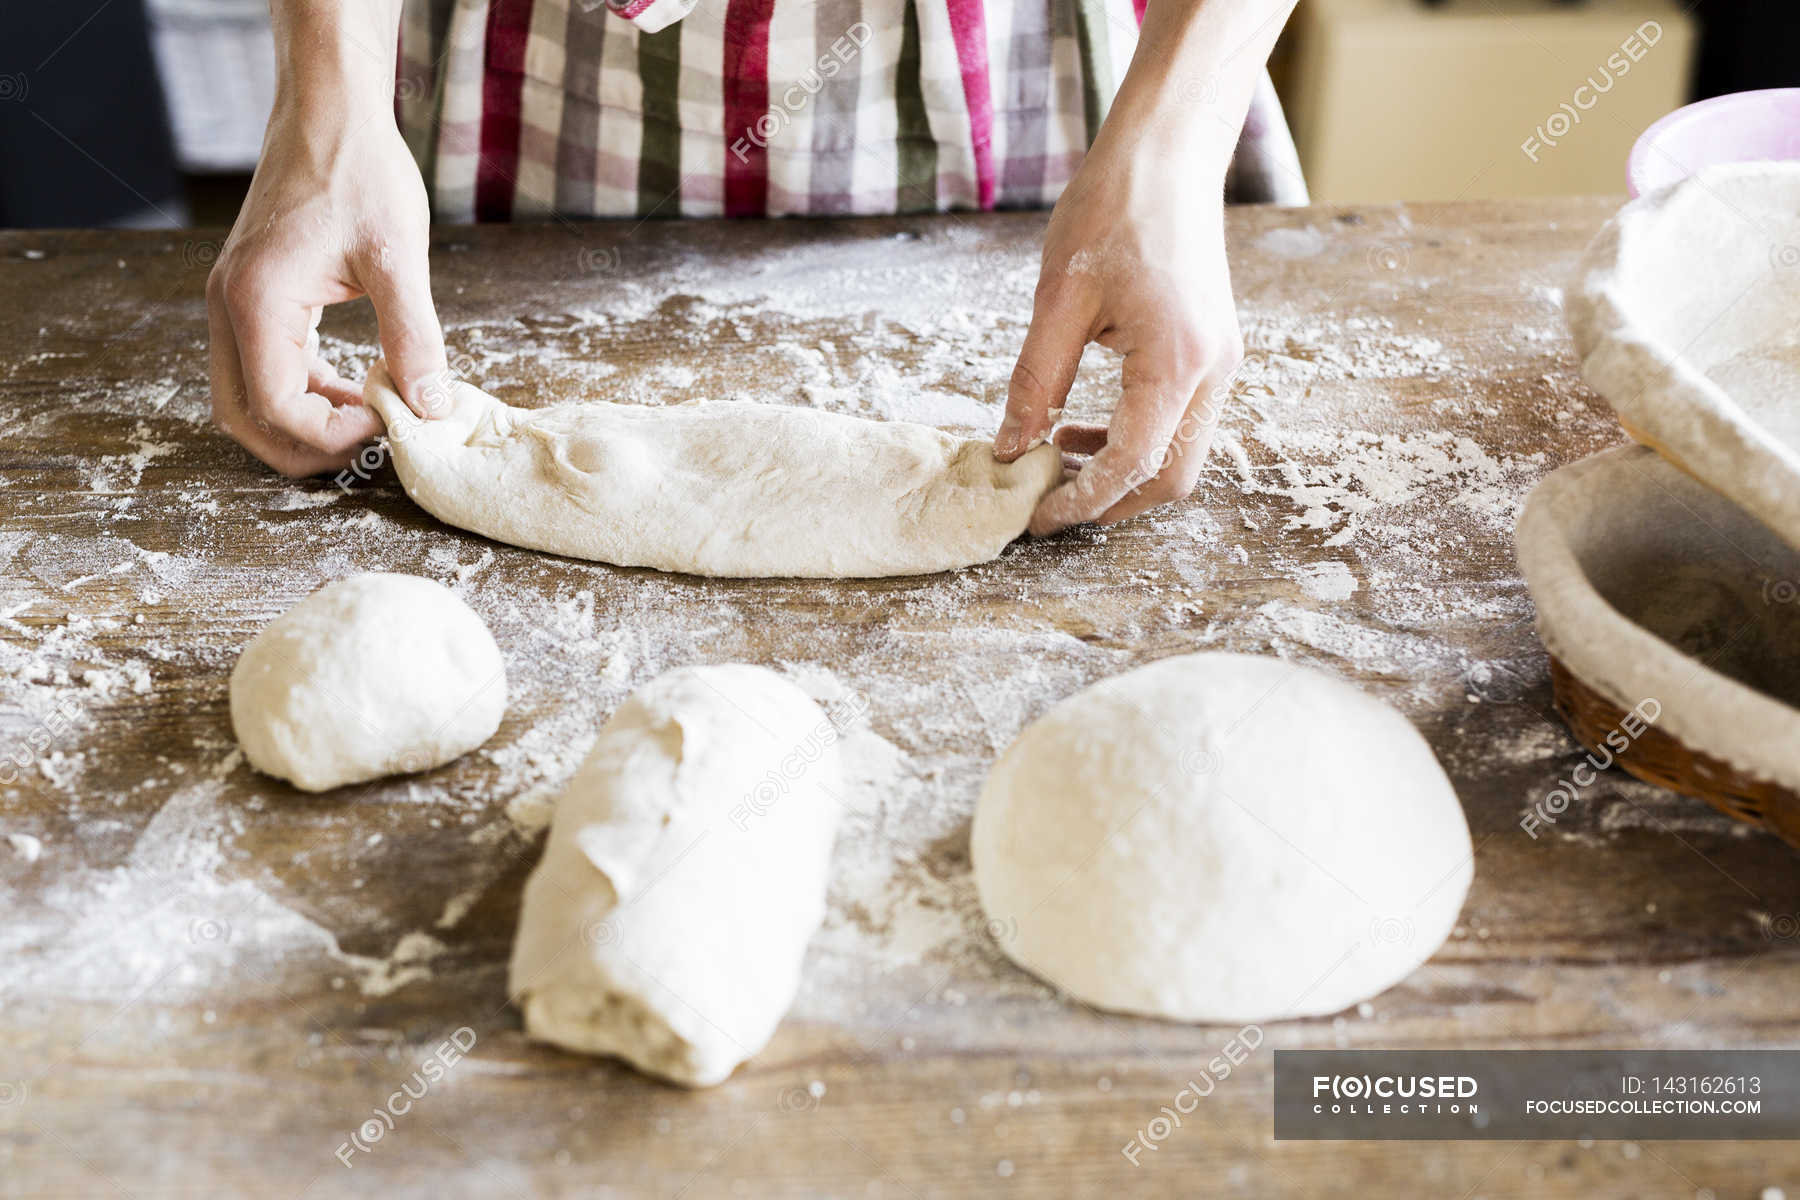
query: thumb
[
  {"left": 360, "top": 244, "right": 449, "bottom": 419},
  {"left": 996, "top": 280, "right": 1091, "bottom": 461}
]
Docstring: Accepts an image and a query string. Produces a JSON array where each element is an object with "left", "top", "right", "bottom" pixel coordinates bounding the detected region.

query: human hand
[
  {"left": 206, "top": 1, "right": 443, "bottom": 476},
  {"left": 994, "top": 124, "right": 1243, "bottom": 536},
  {"left": 992, "top": 0, "right": 1300, "bottom": 535}
]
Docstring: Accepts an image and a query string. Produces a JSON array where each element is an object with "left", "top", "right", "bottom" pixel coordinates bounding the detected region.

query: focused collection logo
[{"left": 1311, "top": 1074, "right": 1480, "bottom": 1116}]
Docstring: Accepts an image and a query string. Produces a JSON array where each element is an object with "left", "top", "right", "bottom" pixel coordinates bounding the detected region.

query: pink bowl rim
[{"left": 1628, "top": 88, "right": 1800, "bottom": 197}]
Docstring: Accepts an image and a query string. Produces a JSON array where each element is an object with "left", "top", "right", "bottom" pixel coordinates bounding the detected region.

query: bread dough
[
  {"left": 508, "top": 665, "right": 841, "bottom": 1086},
  {"left": 230, "top": 573, "right": 506, "bottom": 792},
  {"left": 971, "top": 653, "right": 1472, "bottom": 1023},
  {"left": 1517, "top": 444, "right": 1800, "bottom": 791},
  {"left": 1570, "top": 162, "right": 1800, "bottom": 550},
  {"left": 362, "top": 363, "right": 1061, "bottom": 578}
]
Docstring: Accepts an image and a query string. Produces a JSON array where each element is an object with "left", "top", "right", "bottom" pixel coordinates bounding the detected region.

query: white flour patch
[
  {"left": 1297, "top": 561, "right": 1358, "bottom": 603},
  {"left": 5, "top": 780, "right": 468, "bottom": 1005},
  {"left": 1258, "top": 226, "right": 1330, "bottom": 259},
  {"left": 875, "top": 387, "right": 998, "bottom": 431},
  {"left": 266, "top": 487, "right": 345, "bottom": 511},
  {"left": 1240, "top": 311, "right": 1457, "bottom": 383},
  {"left": 3, "top": 222, "right": 1589, "bottom": 1033},
  {"left": 4, "top": 783, "right": 325, "bottom": 1003},
  {"left": 1249, "top": 426, "right": 1539, "bottom": 548},
  {"left": 78, "top": 423, "right": 180, "bottom": 493},
  {"left": 1219, "top": 601, "right": 1455, "bottom": 689}
]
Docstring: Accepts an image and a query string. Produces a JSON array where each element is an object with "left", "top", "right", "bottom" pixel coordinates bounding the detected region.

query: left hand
[{"left": 994, "top": 114, "right": 1244, "bottom": 535}]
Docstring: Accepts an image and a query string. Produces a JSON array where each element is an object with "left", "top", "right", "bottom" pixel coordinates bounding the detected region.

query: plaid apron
[{"left": 397, "top": 0, "right": 1303, "bottom": 219}]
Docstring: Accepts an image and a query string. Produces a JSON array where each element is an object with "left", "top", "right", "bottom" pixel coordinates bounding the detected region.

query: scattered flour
[
  {"left": 1297, "top": 561, "right": 1358, "bottom": 603},
  {"left": 1, "top": 223, "right": 1599, "bottom": 1028},
  {"left": 1, "top": 783, "right": 450, "bottom": 1005},
  {"left": 266, "top": 487, "right": 345, "bottom": 511},
  {"left": 1257, "top": 225, "right": 1330, "bottom": 259},
  {"left": 4, "top": 779, "right": 471, "bottom": 1008},
  {"left": 1254, "top": 427, "right": 1537, "bottom": 548}
]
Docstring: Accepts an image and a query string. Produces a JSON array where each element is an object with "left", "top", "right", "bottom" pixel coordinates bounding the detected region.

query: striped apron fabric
[{"left": 396, "top": 0, "right": 1303, "bottom": 220}]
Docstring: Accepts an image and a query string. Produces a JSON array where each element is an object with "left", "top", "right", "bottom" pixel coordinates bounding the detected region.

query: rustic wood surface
[{"left": 4, "top": 200, "right": 1800, "bottom": 1198}]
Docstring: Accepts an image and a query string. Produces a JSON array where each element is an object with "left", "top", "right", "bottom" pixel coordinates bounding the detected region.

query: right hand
[{"left": 207, "top": 102, "right": 446, "bottom": 476}]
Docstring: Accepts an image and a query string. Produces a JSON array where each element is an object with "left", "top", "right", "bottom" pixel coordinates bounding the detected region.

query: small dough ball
[
  {"left": 972, "top": 653, "right": 1472, "bottom": 1023},
  {"left": 230, "top": 573, "right": 506, "bottom": 791}
]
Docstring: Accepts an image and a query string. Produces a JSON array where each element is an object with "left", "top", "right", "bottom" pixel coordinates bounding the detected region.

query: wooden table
[{"left": 4, "top": 200, "right": 1798, "bottom": 1198}]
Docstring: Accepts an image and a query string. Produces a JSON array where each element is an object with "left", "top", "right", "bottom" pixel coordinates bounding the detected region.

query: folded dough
[
  {"left": 362, "top": 363, "right": 1060, "bottom": 578},
  {"left": 508, "top": 665, "right": 842, "bottom": 1086},
  {"left": 1569, "top": 162, "right": 1800, "bottom": 552}
]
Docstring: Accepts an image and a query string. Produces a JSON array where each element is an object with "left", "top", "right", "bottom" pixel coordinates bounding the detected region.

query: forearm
[
  {"left": 1104, "top": 0, "right": 1299, "bottom": 167},
  {"left": 270, "top": 0, "right": 405, "bottom": 123}
]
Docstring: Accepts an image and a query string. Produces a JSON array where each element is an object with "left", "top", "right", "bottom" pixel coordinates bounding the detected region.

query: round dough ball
[
  {"left": 230, "top": 573, "right": 506, "bottom": 792},
  {"left": 971, "top": 653, "right": 1472, "bottom": 1023}
]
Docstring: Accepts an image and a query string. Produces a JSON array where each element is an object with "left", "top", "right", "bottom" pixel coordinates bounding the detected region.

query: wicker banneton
[{"left": 1548, "top": 656, "right": 1800, "bottom": 849}]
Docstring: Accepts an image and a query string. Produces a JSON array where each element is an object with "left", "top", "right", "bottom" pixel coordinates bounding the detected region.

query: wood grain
[{"left": 3, "top": 201, "right": 1799, "bottom": 1198}]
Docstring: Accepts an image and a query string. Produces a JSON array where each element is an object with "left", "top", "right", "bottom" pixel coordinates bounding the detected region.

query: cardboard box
[{"left": 1282, "top": 0, "right": 1696, "bottom": 202}]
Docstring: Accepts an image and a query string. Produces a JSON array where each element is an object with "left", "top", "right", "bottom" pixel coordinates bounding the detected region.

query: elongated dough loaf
[
  {"left": 508, "top": 665, "right": 842, "bottom": 1086},
  {"left": 363, "top": 363, "right": 1061, "bottom": 578}
]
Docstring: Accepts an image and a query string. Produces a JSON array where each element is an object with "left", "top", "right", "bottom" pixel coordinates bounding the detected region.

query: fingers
[
  {"left": 226, "top": 269, "right": 385, "bottom": 458},
  {"left": 1027, "top": 349, "right": 1198, "bottom": 535},
  {"left": 360, "top": 242, "right": 448, "bottom": 419},
  {"left": 308, "top": 353, "right": 366, "bottom": 410},
  {"left": 303, "top": 303, "right": 365, "bottom": 407},
  {"left": 205, "top": 231, "right": 440, "bottom": 476},
  {"left": 1051, "top": 422, "right": 1109, "bottom": 456},
  {"left": 996, "top": 277, "right": 1094, "bottom": 461},
  {"left": 303, "top": 304, "right": 324, "bottom": 362},
  {"left": 206, "top": 269, "right": 378, "bottom": 477},
  {"left": 1093, "top": 367, "right": 1229, "bottom": 526}
]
